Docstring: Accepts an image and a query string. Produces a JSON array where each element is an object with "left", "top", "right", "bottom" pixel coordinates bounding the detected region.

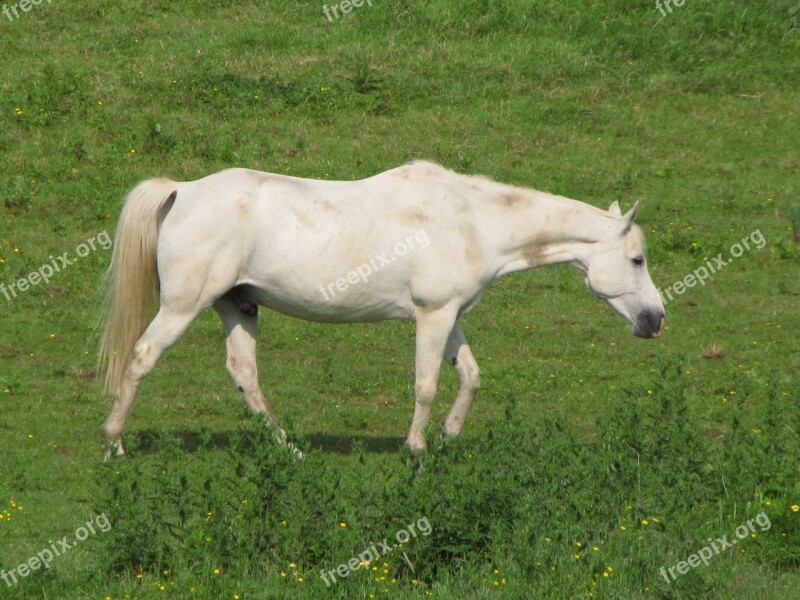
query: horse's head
[{"left": 577, "top": 201, "right": 664, "bottom": 338}]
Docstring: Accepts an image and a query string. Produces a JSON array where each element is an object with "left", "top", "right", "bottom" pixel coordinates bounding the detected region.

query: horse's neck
[{"left": 488, "top": 187, "right": 610, "bottom": 278}]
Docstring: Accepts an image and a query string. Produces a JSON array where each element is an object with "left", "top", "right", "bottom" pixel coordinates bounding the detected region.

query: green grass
[{"left": 1, "top": 1, "right": 798, "bottom": 598}]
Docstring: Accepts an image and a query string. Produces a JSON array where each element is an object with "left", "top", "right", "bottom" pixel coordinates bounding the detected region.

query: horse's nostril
[
  {"left": 635, "top": 310, "right": 665, "bottom": 338},
  {"left": 648, "top": 310, "right": 664, "bottom": 330}
]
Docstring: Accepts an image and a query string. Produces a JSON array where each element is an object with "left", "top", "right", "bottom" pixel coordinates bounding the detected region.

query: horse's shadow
[{"left": 128, "top": 429, "right": 407, "bottom": 455}]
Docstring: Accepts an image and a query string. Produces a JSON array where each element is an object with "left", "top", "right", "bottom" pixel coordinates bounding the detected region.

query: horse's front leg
[{"left": 406, "top": 305, "right": 459, "bottom": 454}]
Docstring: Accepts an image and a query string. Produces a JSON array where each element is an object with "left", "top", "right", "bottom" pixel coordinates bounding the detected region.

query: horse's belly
[{"left": 247, "top": 284, "right": 415, "bottom": 324}]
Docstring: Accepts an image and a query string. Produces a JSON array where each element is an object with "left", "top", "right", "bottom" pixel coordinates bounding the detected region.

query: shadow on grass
[{"left": 127, "top": 429, "right": 407, "bottom": 455}]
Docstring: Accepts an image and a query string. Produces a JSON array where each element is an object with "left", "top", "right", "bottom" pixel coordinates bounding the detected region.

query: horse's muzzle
[{"left": 633, "top": 310, "right": 665, "bottom": 339}]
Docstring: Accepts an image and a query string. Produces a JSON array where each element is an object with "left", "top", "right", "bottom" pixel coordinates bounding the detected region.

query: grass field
[{"left": 1, "top": 1, "right": 799, "bottom": 598}]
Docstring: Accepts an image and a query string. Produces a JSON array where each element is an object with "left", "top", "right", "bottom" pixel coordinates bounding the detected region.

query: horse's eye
[{"left": 632, "top": 256, "right": 645, "bottom": 266}]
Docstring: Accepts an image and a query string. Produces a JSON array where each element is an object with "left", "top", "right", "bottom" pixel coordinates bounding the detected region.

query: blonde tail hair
[{"left": 97, "top": 179, "right": 177, "bottom": 397}]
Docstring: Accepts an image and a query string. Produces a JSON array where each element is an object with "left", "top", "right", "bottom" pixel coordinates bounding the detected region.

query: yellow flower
[
  {"left": 213, "top": 568, "right": 220, "bottom": 575},
  {"left": 791, "top": 504, "right": 799, "bottom": 512},
  {"left": 641, "top": 519, "right": 649, "bottom": 526}
]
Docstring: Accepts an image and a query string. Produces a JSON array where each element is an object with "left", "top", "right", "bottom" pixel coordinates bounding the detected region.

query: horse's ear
[
  {"left": 608, "top": 201, "right": 622, "bottom": 216},
  {"left": 622, "top": 201, "right": 640, "bottom": 232}
]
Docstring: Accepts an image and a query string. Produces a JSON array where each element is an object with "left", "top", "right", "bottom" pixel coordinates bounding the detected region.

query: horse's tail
[{"left": 97, "top": 178, "right": 178, "bottom": 397}]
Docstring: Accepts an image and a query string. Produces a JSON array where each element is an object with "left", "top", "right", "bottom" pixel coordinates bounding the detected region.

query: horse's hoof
[
  {"left": 102, "top": 439, "right": 126, "bottom": 462},
  {"left": 272, "top": 427, "right": 304, "bottom": 460}
]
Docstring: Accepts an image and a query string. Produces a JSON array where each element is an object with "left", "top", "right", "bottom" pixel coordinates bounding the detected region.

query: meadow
[{"left": 0, "top": 1, "right": 798, "bottom": 598}]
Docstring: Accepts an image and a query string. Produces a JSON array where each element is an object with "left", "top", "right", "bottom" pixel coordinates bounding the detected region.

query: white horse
[{"left": 98, "top": 161, "right": 664, "bottom": 456}]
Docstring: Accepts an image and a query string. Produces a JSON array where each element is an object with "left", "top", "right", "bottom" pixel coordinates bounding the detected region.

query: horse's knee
[{"left": 415, "top": 379, "right": 438, "bottom": 405}]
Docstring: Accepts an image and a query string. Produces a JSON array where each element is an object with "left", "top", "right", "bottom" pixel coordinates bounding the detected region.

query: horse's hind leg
[
  {"left": 102, "top": 306, "right": 199, "bottom": 456},
  {"left": 214, "top": 294, "right": 301, "bottom": 456},
  {"left": 442, "top": 323, "right": 480, "bottom": 437},
  {"left": 213, "top": 293, "right": 280, "bottom": 427}
]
